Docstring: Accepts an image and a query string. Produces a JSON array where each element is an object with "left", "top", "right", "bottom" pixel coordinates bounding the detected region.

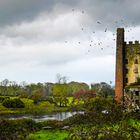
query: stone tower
[
  {"left": 115, "top": 28, "right": 140, "bottom": 105},
  {"left": 115, "top": 28, "right": 125, "bottom": 101}
]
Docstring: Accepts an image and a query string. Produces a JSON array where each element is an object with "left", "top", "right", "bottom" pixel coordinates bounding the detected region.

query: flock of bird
[
  {"left": 64, "top": 9, "right": 136, "bottom": 55},
  {"left": 63, "top": 9, "right": 137, "bottom": 85}
]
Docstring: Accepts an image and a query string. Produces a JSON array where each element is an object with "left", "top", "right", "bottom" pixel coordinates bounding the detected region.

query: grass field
[
  {"left": 0, "top": 97, "right": 70, "bottom": 115},
  {"left": 0, "top": 96, "right": 84, "bottom": 115},
  {"left": 27, "top": 130, "right": 69, "bottom": 140}
]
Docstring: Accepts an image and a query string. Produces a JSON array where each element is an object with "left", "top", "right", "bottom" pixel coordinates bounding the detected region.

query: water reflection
[{"left": 2, "top": 111, "right": 84, "bottom": 122}]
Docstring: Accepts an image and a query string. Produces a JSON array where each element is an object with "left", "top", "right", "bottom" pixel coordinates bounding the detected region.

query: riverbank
[
  {"left": 0, "top": 106, "right": 69, "bottom": 116},
  {"left": 0, "top": 97, "right": 83, "bottom": 116},
  {"left": 1, "top": 112, "right": 140, "bottom": 140},
  {"left": 1, "top": 97, "right": 140, "bottom": 140}
]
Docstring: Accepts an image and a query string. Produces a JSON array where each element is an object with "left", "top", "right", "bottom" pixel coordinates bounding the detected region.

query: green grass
[
  {"left": 0, "top": 97, "right": 83, "bottom": 115},
  {"left": 0, "top": 97, "right": 62, "bottom": 115},
  {"left": 27, "top": 130, "right": 69, "bottom": 140}
]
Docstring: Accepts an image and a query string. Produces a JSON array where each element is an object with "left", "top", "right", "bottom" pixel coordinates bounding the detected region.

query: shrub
[
  {"left": 2, "top": 98, "right": 25, "bottom": 108},
  {"left": 45, "top": 97, "right": 55, "bottom": 104},
  {"left": 0, "top": 119, "right": 39, "bottom": 140},
  {"left": 67, "top": 119, "right": 140, "bottom": 140},
  {"left": 0, "top": 96, "right": 6, "bottom": 103},
  {"left": 63, "top": 114, "right": 88, "bottom": 126},
  {"left": 38, "top": 120, "right": 64, "bottom": 128},
  {"left": 0, "top": 96, "right": 10, "bottom": 103}
]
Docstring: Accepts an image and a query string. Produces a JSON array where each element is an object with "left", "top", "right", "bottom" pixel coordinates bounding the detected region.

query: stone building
[{"left": 115, "top": 28, "right": 140, "bottom": 108}]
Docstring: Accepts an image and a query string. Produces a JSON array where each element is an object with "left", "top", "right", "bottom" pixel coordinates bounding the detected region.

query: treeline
[
  {"left": 0, "top": 79, "right": 114, "bottom": 96},
  {"left": 0, "top": 79, "right": 114, "bottom": 106},
  {"left": 0, "top": 79, "right": 89, "bottom": 96}
]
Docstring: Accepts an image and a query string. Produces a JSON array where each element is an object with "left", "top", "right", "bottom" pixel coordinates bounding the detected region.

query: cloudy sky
[{"left": 0, "top": 0, "right": 140, "bottom": 85}]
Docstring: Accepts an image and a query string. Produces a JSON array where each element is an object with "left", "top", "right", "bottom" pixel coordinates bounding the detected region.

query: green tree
[
  {"left": 0, "top": 79, "right": 9, "bottom": 95},
  {"left": 68, "top": 81, "right": 89, "bottom": 96},
  {"left": 30, "top": 88, "right": 45, "bottom": 104},
  {"left": 52, "top": 84, "right": 69, "bottom": 107},
  {"left": 91, "top": 82, "right": 114, "bottom": 98}
]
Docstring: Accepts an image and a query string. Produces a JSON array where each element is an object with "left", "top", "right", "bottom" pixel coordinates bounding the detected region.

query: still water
[{"left": 2, "top": 111, "right": 84, "bottom": 122}]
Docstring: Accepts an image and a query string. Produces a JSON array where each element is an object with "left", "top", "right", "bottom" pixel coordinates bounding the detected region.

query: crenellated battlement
[{"left": 125, "top": 40, "right": 139, "bottom": 45}]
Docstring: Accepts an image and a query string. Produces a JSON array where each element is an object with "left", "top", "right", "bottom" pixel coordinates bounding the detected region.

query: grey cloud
[
  {"left": 0, "top": 0, "right": 55, "bottom": 26},
  {"left": 0, "top": 10, "right": 84, "bottom": 44},
  {"left": 0, "top": 0, "right": 140, "bottom": 30},
  {"left": 0, "top": 0, "right": 80, "bottom": 26},
  {"left": 0, "top": 0, "right": 139, "bottom": 83}
]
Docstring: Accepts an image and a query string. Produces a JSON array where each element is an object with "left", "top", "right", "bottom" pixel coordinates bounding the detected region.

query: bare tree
[{"left": 56, "top": 73, "right": 68, "bottom": 84}]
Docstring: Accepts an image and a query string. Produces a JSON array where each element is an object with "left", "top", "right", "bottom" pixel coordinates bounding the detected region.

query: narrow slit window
[
  {"left": 125, "top": 59, "right": 128, "bottom": 64},
  {"left": 125, "top": 68, "right": 128, "bottom": 74},
  {"left": 125, "top": 78, "right": 128, "bottom": 83},
  {"left": 134, "top": 59, "right": 138, "bottom": 64},
  {"left": 135, "top": 91, "right": 139, "bottom": 96}
]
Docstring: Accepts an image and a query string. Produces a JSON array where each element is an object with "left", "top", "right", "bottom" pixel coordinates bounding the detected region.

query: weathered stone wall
[{"left": 125, "top": 41, "right": 140, "bottom": 84}]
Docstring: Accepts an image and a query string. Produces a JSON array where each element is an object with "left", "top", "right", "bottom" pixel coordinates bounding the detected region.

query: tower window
[
  {"left": 134, "top": 59, "right": 138, "bottom": 64},
  {"left": 135, "top": 100, "right": 139, "bottom": 105},
  {"left": 135, "top": 91, "right": 139, "bottom": 96},
  {"left": 125, "top": 59, "right": 128, "bottom": 64},
  {"left": 125, "top": 68, "right": 128, "bottom": 74},
  {"left": 125, "top": 78, "right": 128, "bottom": 83}
]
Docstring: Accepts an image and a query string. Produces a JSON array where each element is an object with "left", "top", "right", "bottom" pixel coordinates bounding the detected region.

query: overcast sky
[{"left": 0, "top": 0, "right": 140, "bottom": 85}]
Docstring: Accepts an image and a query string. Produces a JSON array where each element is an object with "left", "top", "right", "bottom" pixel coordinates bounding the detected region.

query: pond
[{"left": 1, "top": 111, "right": 84, "bottom": 122}]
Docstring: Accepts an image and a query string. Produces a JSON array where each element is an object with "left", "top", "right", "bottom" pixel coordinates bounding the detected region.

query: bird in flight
[
  {"left": 105, "top": 28, "right": 107, "bottom": 32},
  {"left": 97, "top": 21, "right": 101, "bottom": 24}
]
